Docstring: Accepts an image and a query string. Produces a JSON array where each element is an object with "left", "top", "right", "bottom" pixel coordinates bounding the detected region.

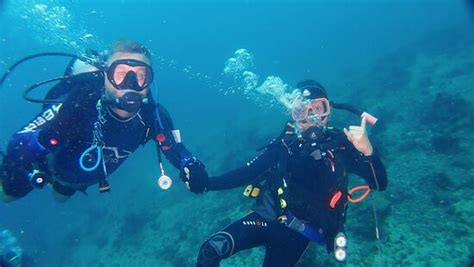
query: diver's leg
[
  {"left": 0, "top": 178, "right": 18, "bottom": 202},
  {"left": 51, "top": 188, "right": 71, "bottom": 203},
  {"left": 1, "top": 177, "right": 31, "bottom": 202},
  {"left": 197, "top": 211, "right": 270, "bottom": 267},
  {"left": 262, "top": 223, "right": 310, "bottom": 267},
  {"left": 0, "top": 158, "right": 33, "bottom": 202},
  {"left": 50, "top": 182, "right": 77, "bottom": 203}
]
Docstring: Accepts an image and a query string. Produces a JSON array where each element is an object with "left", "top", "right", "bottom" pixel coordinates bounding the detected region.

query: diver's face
[
  {"left": 292, "top": 98, "right": 329, "bottom": 132},
  {"left": 104, "top": 52, "right": 151, "bottom": 99}
]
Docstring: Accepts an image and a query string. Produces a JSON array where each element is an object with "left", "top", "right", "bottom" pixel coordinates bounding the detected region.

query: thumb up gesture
[{"left": 343, "top": 115, "right": 374, "bottom": 156}]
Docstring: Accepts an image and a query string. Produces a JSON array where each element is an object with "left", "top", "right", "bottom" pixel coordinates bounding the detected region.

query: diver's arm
[
  {"left": 207, "top": 144, "right": 280, "bottom": 191},
  {"left": 342, "top": 115, "right": 387, "bottom": 191},
  {"left": 8, "top": 103, "right": 64, "bottom": 160},
  {"left": 153, "top": 104, "right": 194, "bottom": 169},
  {"left": 151, "top": 104, "right": 210, "bottom": 193},
  {"left": 346, "top": 147, "right": 388, "bottom": 191},
  {"left": 3, "top": 102, "right": 64, "bottom": 181}
]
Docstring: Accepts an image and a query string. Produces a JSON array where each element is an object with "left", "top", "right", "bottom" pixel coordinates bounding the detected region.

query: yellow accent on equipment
[
  {"left": 250, "top": 187, "right": 260, "bottom": 197},
  {"left": 243, "top": 185, "right": 261, "bottom": 198},
  {"left": 277, "top": 188, "right": 284, "bottom": 195},
  {"left": 243, "top": 185, "right": 253, "bottom": 197}
]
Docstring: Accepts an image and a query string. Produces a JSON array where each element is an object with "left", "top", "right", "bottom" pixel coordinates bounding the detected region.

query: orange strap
[
  {"left": 329, "top": 191, "right": 342, "bottom": 209},
  {"left": 348, "top": 185, "right": 371, "bottom": 204}
]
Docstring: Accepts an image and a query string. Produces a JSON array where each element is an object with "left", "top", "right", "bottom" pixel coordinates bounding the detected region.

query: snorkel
[
  {"left": 330, "top": 101, "right": 378, "bottom": 125},
  {"left": 292, "top": 99, "right": 378, "bottom": 142},
  {"left": 289, "top": 80, "right": 378, "bottom": 142}
]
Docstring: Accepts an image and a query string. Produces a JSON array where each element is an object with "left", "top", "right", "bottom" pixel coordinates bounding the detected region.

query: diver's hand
[
  {"left": 180, "top": 158, "right": 209, "bottom": 194},
  {"left": 343, "top": 115, "right": 373, "bottom": 156}
]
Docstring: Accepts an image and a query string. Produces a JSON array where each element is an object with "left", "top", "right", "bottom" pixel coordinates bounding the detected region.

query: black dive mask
[
  {"left": 107, "top": 59, "right": 153, "bottom": 91},
  {"left": 103, "top": 91, "right": 149, "bottom": 113}
]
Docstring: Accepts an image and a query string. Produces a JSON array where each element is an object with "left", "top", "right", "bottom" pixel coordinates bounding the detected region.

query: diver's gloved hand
[
  {"left": 343, "top": 115, "right": 374, "bottom": 156},
  {"left": 180, "top": 158, "right": 209, "bottom": 194}
]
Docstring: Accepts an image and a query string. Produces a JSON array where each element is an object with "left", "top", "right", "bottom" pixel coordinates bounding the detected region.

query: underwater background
[{"left": 0, "top": 0, "right": 473, "bottom": 266}]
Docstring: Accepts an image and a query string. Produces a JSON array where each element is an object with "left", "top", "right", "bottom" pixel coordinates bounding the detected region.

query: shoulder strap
[{"left": 42, "top": 71, "right": 104, "bottom": 110}]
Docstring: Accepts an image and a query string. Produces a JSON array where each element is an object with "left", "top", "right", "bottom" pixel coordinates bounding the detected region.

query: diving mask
[
  {"left": 107, "top": 59, "right": 153, "bottom": 91},
  {"left": 291, "top": 97, "right": 330, "bottom": 133}
]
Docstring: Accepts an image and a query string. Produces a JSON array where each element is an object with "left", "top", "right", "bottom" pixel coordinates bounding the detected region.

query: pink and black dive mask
[
  {"left": 291, "top": 97, "right": 331, "bottom": 124},
  {"left": 291, "top": 97, "right": 331, "bottom": 141}
]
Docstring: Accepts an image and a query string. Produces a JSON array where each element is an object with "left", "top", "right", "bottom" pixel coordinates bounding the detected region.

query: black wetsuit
[
  {"left": 197, "top": 125, "right": 387, "bottom": 267},
  {"left": 1, "top": 71, "right": 194, "bottom": 197}
]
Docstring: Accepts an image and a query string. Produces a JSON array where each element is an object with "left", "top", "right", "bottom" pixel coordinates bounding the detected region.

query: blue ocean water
[{"left": 0, "top": 0, "right": 473, "bottom": 266}]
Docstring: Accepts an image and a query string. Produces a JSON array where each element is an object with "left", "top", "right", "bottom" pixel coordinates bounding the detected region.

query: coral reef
[{"left": 0, "top": 229, "right": 22, "bottom": 267}]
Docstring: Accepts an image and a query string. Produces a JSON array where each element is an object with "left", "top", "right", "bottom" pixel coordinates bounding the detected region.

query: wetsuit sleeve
[
  {"left": 207, "top": 144, "right": 280, "bottom": 191},
  {"left": 2, "top": 102, "right": 64, "bottom": 198},
  {"left": 153, "top": 104, "right": 193, "bottom": 170},
  {"left": 344, "top": 146, "right": 388, "bottom": 191},
  {"left": 6, "top": 103, "right": 64, "bottom": 171}
]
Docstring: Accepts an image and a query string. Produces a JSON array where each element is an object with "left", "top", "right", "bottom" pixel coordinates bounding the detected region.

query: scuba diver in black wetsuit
[
  {"left": 0, "top": 40, "right": 208, "bottom": 202},
  {"left": 185, "top": 80, "right": 388, "bottom": 266}
]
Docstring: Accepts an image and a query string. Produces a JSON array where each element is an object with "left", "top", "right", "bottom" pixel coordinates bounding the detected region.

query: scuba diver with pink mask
[{"left": 185, "top": 79, "right": 387, "bottom": 266}]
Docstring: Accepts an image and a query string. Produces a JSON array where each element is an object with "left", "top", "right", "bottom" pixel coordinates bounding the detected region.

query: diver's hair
[{"left": 106, "top": 39, "right": 152, "bottom": 64}]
